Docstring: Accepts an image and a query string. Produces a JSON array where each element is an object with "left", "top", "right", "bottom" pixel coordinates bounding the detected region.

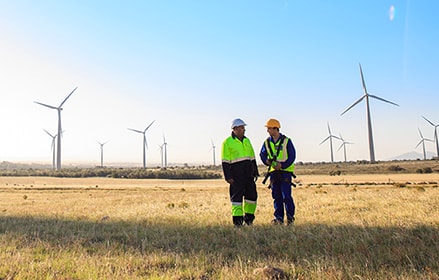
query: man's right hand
[{"left": 226, "top": 178, "right": 234, "bottom": 185}]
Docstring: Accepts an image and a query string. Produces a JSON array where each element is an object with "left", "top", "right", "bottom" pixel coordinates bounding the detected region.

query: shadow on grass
[{"left": 1, "top": 215, "right": 438, "bottom": 274}]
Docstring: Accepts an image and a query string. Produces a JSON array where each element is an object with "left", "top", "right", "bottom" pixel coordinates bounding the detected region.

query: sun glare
[{"left": 389, "top": 5, "right": 395, "bottom": 21}]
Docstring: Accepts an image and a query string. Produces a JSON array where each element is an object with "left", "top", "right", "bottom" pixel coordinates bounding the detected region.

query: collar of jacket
[
  {"left": 231, "top": 132, "right": 247, "bottom": 141},
  {"left": 269, "top": 133, "right": 284, "bottom": 144}
]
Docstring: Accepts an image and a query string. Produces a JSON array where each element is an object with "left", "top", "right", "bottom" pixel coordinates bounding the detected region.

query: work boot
[
  {"left": 244, "top": 214, "right": 255, "bottom": 226},
  {"left": 271, "top": 218, "right": 283, "bottom": 225},
  {"left": 233, "top": 216, "right": 244, "bottom": 227},
  {"left": 287, "top": 217, "right": 295, "bottom": 226}
]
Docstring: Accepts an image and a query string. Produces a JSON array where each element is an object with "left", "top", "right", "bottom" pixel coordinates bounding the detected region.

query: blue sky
[{"left": 1, "top": 1, "right": 438, "bottom": 166}]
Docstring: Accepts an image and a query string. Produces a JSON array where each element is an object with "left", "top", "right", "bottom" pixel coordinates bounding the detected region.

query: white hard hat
[{"left": 231, "top": 118, "right": 247, "bottom": 129}]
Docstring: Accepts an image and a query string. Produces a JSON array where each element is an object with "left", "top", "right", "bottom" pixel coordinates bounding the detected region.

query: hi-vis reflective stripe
[
  {"left": 222, "top": 156, "right": 254, "bottom": 164},
  {"left": 244, "top": 199, "right": 256, "bottom": 204},
  {"left": 232, "top": 202, "right": 242, "bottom": 206},
  {"left": 276, "top": 142, "right": 288, "bottom": 163}
]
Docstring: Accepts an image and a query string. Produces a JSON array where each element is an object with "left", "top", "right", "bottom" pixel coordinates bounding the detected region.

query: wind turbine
[
  {"left": 97, "top": 141, "right": 107, "bottom": 168},
  {"left": 158, "top": 143, "right": 164, "bottom": 168},
  {"left": 341, "top": 64, "right": 399, "bottom": 162},
  {"left": 34, "top": 87, "right": 78, "bottom": 170},
  {"left": 128, "top": 120, "right": 155, "bottom": 168},
  {"left": 422, "top": 116, "right": 439, "bottom": 158},
  {"left": 210, "top": 140, "right": 216, "bottom": 166},
  {"left": 43, "top": 129, "right": 57, "bottom": 170},
  {"left": 416, "top": 128, "right": 433, "bottom": 160},
  {"left": 337, "top": 133, "right": 353, "bottom": 162},
  {"left": 161, "top": 134, "right": 168, "bottom": 168},
  {"left": 319, "top": 123, "right": 340, "bottom": 163}
]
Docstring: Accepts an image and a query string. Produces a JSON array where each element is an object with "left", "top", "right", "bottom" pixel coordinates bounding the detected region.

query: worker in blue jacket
[{"left": 260, "top": 118, "right": 296, "bottom": 225}]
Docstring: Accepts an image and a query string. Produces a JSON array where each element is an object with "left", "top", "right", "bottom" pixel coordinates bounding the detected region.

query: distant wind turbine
[
  {"left": 158, "top": 144, "right": 164, "bottom": 168},
  {"left": 341, "top": 64, "right": 399, "bottom": 162},
  {"left": 128, "top": 120, "right": 155, "bottom": 168},
  {"left": 210, "top": 140, "right": 216, "bottom": 166},
  {"left": 337, "top": 133, "right": 353, "bottom": 162},
  {"left": 422, "top": 116, "right": 439, "bottom": 158},
  {"left": 34, "top": 87, "right": 78, "bottom": 170},
  {"left": 161, "top": 134, "right": 168, "bottom": 168},
  {"left": 416, "top": 128, "right": 433, "bottom": 160},
  {"left": 319, "top": 123, "right": 340, "bottom": 163},
  {"left": 43, "top": 129, "right": 57, "bottom": 170},
  {"left": 97, "top": 141, "right": 107, "bottom": 168}
]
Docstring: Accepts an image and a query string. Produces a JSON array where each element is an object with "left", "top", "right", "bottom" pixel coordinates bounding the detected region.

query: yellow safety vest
[{"left": 264, "top": 136, "right": 295, "bottom": 173}]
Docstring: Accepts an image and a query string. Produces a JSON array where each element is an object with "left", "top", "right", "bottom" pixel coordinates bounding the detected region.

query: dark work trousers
[
  {"left": 229, "top": 177, "right": 257, "bottom": 208},
  {"left": 229, "top": 177, "right": 257, "bottom": 225},
  {"left": 270, "top": 173, "right": 295, "bottom": 222}
]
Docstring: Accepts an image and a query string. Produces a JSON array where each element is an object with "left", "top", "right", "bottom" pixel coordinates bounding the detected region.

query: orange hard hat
[{"left": 265, "top": 118, "right": 281, "bottom": 128}]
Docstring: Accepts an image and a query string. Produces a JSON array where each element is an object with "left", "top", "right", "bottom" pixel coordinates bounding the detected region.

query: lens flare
[{"left": 389, "top": 5, "right": 395, "bottom": 21}]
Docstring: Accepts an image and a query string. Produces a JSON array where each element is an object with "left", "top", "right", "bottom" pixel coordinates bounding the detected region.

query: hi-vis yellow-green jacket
[{"left": 221, "top": 133, "right": 258, "bottom": 181}]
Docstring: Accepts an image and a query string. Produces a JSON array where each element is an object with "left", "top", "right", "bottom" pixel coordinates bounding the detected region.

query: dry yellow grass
[{"left": 1, "top": 175, "right": 438, "bottom": 279}]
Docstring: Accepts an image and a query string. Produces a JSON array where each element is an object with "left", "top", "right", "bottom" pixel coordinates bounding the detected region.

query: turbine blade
[
  {"left": 422, "top": 116, "right": 436, "bottom": 127},
  {"left": 144, "top": 135, "right": 148, "bottom": 149},
  {"left": 341, "top": 95, "right": 366, "bottom": 116},
  {"left": 144, "top": 120, "right": 155, "bottom": 132},
  {"left": 320, "top": 136, "right": 330, "bottom": 145},
  {"left": 359, "top": 63, "right": 368, "bottom": 94},
  {"left": 327, "top": 123, "right": 331, "bottom": 134},
  {"left": 59, "top": 87, "right": 78, "bottom": 108},
  {"left": 368, "top": 94, "right": 399, "bottom": 107},
  {"left": 337, "top": 143, "right": 344, "bottom": 152},
  {"left": 34, "top": 101, "right": 57, "bottom": 110},
  {"left": 338, "top": 133, "right": 344, "bottom": 141},
  {"left": 128, "top": 128, "right": 143, "bottom": 134},
  {"left": 97, "top": 140, "right": 108, "bottom": 146},
  {"left": 418, "top": 128, "right": 423, "bottom": 138},
  {"left": 43, "top": 129, "right": 54, "bottom": 138}
]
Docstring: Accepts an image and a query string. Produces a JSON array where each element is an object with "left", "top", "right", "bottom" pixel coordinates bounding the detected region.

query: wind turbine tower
[
  {"left": 43, "top": 129, "right": 57, "bottom": 170},
  {"left": 416, "top": 128, "right": 433, "bottom": 160},
  {"left": 162, "top": 134, "right": 168, "bottom": 168},
  {"left": 341, "top": 64, "right": 399, "bottom": 162},
  {"left": 158, "top": 144, "right": 164, "bottom": 168},
  {"left": 97, "top": 141, "right": 107, "bottom": 168},
  {"left": 422, "top": 116, "right": 439, "bottom": 158},
  {"left": 319, "top": 123, "right": 340, "bottom": 163},
  {"left": 128, "top": 120, "right": 155, "bottom": 168},
  {"left": 211, "top": 140, "right": 216, "bottom": 166},
  {"left": 34, "top": 87, "right": 78, "bottom": 170}
]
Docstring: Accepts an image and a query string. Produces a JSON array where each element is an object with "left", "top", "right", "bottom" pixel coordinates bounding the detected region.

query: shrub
[
  {"left": 329, "top": 170, "right": 341, "bottom": 176},
  {"left": 416, "top": 167, "right": 433, "bottom": 174},
  {"left": 388, "top": 165, "right": 404, "bottom": 172}
]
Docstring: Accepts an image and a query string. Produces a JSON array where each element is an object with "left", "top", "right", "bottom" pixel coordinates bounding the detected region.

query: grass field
[{"left": 1, "top": 175, "right": 438, "bottom": 279}]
